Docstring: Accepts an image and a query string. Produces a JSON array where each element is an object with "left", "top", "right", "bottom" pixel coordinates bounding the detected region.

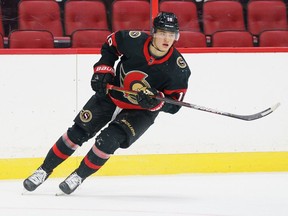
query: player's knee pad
[
  {"left": 67, "top": 124, "right": 95, "bottom": 146},
  {"left": 112, "top": 110, "right": 158, "bottom": 148},
  {"left": 95, "top": 125, "right": 127, "bottom": 154}
]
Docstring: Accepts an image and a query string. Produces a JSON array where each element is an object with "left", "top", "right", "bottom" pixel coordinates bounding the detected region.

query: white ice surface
[{"left": 1, "top": 173, "right": 288, "bottom": 216}]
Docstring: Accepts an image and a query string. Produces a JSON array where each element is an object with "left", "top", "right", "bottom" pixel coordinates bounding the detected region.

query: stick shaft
[{"left": 106, "top": 84, "right": 280, "bottom": 121}]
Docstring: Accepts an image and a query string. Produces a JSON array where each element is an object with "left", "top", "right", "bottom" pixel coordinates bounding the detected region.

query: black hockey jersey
[{"left": 94, "top": 30, "right": 191, "bottom": 114}]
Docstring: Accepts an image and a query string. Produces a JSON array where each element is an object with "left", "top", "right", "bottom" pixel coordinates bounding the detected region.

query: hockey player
[{"left": 23, "top": 12, "right": 191, "bottom": 195}]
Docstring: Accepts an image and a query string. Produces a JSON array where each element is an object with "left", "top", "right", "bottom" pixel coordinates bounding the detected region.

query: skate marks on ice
[{"left": 1, "top": 173, "right": 288, "bottom": 216}]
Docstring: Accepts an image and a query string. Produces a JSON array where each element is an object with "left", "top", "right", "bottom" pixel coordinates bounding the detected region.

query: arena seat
[
  {"left": 0, "top": 33, "right": 4, "bottom": 48},
  {"left": 9, "top": 30, "right": 54, "bottom": 48},
  {"left": 71, "top": 29, "right": 111, "bottom": 48},
  {"left": 211, "top": 30, "right": 254, "bottom": 47},
  {"left": 18, "top": 0, "right": 63, "bottom": 37},
  {"left": 203, "top": 0, "right": 245, "bottom": 35},
  {"left": 259, "top": 30, "right": 288, "bottom": 47},
  {"left": 159, "top": 0, "right": 200, "bottom": 31},
  {"left": 64, "top": 0, "right": 109, "bottom": 36},
  {"left": 111, "top": 0, "right": 150, "bottom": 32},
  {"left": 175, "top": 31, "right": 207, "bottom": 48},
  {"left": 247, "top": 1, "right": 288, "bottom": 35}
]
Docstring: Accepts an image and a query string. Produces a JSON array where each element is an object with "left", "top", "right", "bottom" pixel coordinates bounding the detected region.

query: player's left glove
[{"left": 136, "top": 88, "right": 165, "bottom": 111}]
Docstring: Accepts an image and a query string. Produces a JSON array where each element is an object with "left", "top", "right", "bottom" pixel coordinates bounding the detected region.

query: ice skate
[
  {"left": 59, "top": 172, "right": 84, "bottom": 195},
  {"left": 23, "top": 167, "right": 52, "bottom": 191}
]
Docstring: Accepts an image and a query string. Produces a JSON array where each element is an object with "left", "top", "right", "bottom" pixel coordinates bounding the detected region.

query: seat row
[
  {"left": 1, "top": 29, "right": 288, "bottom": 49},
  {"left": 177, "top": 30, "right": 288, "bottom": 47},
  {"left": 162, "top": 0, "right": 288, "bottom": 37},
  {"left": 1, "top": 0, "right": 288, "bottom": 48},
  {"left": 21, "top": 0, "right": 288, "bottom": 34},
  {"left": 0, "top": 0, "right": 150, "bottom": 37},
  {"left": 3, "top": 0, "right": 287, "bottom": 34},
  {"left": 0, "top": 29, "right": 110, "bottom": 48}
]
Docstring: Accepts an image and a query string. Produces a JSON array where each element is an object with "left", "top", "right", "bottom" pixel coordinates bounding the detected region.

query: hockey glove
[
  {"left": 91, "top": 65, "right": 114, "bottom": 97},
  {"left": 136, "top": 88, "right": 165, "bottom": 111}
]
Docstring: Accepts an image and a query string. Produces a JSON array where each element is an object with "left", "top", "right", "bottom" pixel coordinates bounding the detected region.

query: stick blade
[{"left": 234, "top": 102, "right": 280, "bottom": 121}]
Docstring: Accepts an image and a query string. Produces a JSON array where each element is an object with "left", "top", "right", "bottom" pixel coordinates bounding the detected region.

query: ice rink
[{"left": 1, "top": 172, "right": 288, "bottom": 216}]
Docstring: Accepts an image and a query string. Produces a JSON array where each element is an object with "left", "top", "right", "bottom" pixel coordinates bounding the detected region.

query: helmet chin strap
[{"left": 151, "top": 39, "right": 166, "bottom": 53}]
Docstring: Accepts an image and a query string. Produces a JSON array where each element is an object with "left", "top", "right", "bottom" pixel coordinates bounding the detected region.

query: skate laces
[
  {"left": 65, "top": 172, "right": 82, "bottom": 189},
  {"left": 28, "top": 168, "right": 47, "bottom": 185}
]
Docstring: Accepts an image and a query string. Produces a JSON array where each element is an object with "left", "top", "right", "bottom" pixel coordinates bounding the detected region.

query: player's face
[{"left": 153, "top": 29, "right": 176, "bottom": 51}]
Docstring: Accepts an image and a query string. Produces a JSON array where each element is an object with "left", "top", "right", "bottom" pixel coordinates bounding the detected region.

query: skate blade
[
  {"left": 55, "top": 190, "right": 68, "bottom": 196},
  {"left": 21, "top": 189, "right": 30, "bottom": 195}
]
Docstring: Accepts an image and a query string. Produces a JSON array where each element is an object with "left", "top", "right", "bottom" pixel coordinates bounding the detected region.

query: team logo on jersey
[
  {"left": 119, "top": 64, "right": 150, "bottom": 104},
  {"left": 79, "top": 110, "right": 92, "bottom": 123},
  {"left": 129, "top": 31, "right": 141, "bottom": 38},
  {"left": 176, "top": 57, "right": 187, "bottom": 69}
]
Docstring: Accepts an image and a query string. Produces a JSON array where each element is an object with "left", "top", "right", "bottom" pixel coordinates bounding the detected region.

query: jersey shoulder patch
[
  {"left": 176, "top": 56, "right": 187, "bottom": 69},
  {"left": 128, "top": 31, "right": 142, "bottom": 38}
]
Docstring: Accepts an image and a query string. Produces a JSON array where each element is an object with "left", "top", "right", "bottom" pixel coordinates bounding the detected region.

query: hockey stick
[{"left": 106, "top": 84, "right": 280, "bottom": 121}]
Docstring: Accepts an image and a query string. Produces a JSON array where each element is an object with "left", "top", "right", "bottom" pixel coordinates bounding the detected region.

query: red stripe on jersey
[
  {"left": 84, "top": 156, "right": 102, "bottom": 170},
  {"left": 52, "top": 144, "right": 69, "bottom": 160},
  {"left": 163, "top": 89, "right": 187, "bottom": 102},
  {"left": 109, "top": 94, "right": 145, "bottom": 110},
  {"left": 143, "top": 37, "right": 174, "bottom": 65},
  {"left": 164, "top": 88, "right": 187, "bottom": 95}
]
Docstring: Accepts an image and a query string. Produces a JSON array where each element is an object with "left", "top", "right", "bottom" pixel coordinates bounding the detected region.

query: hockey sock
[
  {"left": 41, "top": 132, "right": 79, "bottom": 172},
  {"left": 75, "top": 145, "right": 110, "bottom": 179},
  {"left": 75, "top": 125, "right": 126, "bottom": 179}
]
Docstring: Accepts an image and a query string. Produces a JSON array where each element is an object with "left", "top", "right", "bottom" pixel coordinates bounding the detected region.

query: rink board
[
  {"left": 1, "top": 152, "right": 288, "bottom": 179},
  {"left": 0, "top": 48, "right": 287, "bottom": 180}
]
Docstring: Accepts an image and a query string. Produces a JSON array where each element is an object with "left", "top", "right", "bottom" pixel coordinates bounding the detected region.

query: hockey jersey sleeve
[
  {"left": 161, "top": 94, "right": 183, "bottom": 114},
  {"left": 93, "top": 32, "right": 122, "bottom": 69},
  {"left": 160, "top": 54, "right": 191, "bottom": 114},
  {"left": 161, "top": 89, "right": 188, "bottom": 114}
]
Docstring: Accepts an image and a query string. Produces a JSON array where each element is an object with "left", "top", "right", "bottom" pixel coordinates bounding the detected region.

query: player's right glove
[
  {"left": 91, "top": 65, "right": 114, "bottom": 97},
  {"left": 136, "top": 88, "right": 165, "bottom": 111}
]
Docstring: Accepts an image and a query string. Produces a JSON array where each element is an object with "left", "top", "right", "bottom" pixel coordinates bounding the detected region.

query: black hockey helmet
[{"left": 153, "top": 12, "right": 180, "bottom": 40}]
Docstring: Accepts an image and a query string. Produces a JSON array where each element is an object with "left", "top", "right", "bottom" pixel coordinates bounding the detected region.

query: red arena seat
[
  {"left": 247, "top": 1, "right": 288, "bottom": 35},
  {"left": 259, "top": 30, "right": 288, "bottom": 47},
  {"left": 18, "top": 0, "right": 63, "bottom": 37},
  {"left": 0, "top": 33, "right": 4, "bottom": 48},
  {"left": 203, "top": 0, "right": 245, "bottom": 35},
  {"left": 9, "top": 30, "right": 54, "bottom": 48},
  {"left": 71, "top": 29, "right": 111, "bottom": 48},
  {"left": 175, "top": 31, "right": 207, "bottom": 48},
  {"left": 64, "top": 0, "right": 109, "bottom": 36},
  {"left": 160, "top": 0, "right": 200, "bottom": 31},
  {"left": 212, "top": 30, "right": 254, "bottom": 47},
  {"left": 111, "top": 0, "right": 150, "bottom": 32}
]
